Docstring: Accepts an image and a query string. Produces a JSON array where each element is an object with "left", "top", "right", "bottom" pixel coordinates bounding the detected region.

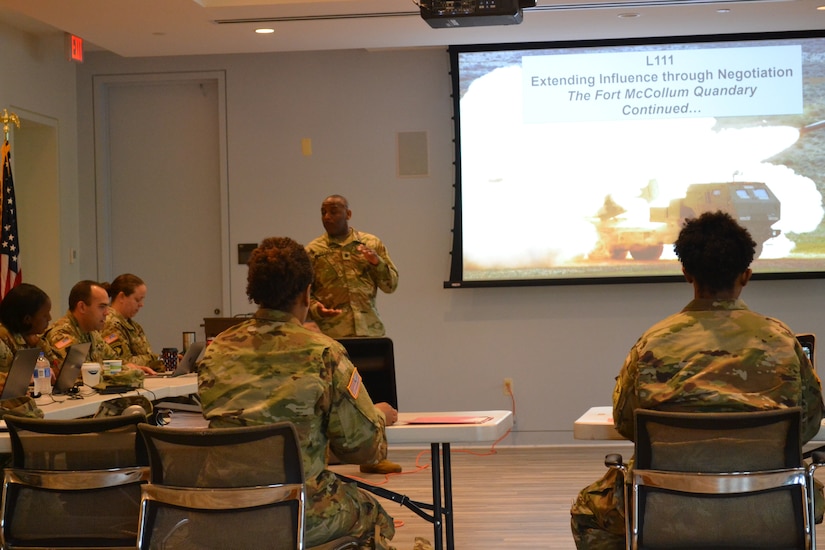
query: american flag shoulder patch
[
  {"left": 347, "top": 368, "right": 362, "bottom": 399},
  {"left": 55, "top": 336, "right": 73, "bottom": 350}
]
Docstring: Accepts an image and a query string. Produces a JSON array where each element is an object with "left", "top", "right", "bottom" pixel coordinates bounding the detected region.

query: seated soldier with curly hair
[
  {"left": 570, "top": 211, "right": 825, "bottom": 550},
  {"left": 198, "top": 236, "right": 399, "bottom": 549}
]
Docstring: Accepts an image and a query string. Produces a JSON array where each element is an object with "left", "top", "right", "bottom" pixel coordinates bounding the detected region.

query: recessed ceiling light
[
  {"left": 617, "top": 12, "right": 640, "bottom": 18},
  {"left": 817, "top": 5, "right": 825, "bottom": 10},
  {"left": 717, "top": 8, "right": 731, "bottom": 13},
  {"left": 255, "top": 28, "right": 275, "bottom": 34}
]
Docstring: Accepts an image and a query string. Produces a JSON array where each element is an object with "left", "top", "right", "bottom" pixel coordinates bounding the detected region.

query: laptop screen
[
  {"left": 0, "top": 348, "right": 41, "bottom": 400},
  {"left": 176, "top": 341, "right": 205, "bottom": 375},
  {"left": 52, "top": 342, "right": 92, "bottom": 394}
]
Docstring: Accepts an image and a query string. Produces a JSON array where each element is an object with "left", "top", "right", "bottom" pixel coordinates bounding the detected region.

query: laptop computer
[
  {"left": 0, "top": 348, "right": 42, "bottom": 400},
  {"left": 797, "top": 333, "right": 815, "bottom": 369},
  {"left": 52, "top": 342, "right": 92, "bottom": 394},
  {"left": 152, "top": 341, "right": 205, "bottom": 377}
]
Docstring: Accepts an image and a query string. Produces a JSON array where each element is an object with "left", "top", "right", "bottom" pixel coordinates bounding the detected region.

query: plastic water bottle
[{"left": 34, "top": 352, "right": 51, "bottom": 396}]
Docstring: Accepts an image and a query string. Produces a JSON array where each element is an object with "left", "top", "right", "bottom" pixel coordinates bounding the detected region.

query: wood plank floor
[{"left": 330, "top": 444, "right": 825, "bottom": 550}]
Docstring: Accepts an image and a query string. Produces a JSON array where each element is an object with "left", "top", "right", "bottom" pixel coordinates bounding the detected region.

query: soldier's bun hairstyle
[
  {"left": 102, "top": 274, "right": 145, "bottom": 299},
  {"left": 674, "top": 211, "right": 756, "bottom": 293},
  {"left": 246, "top": 237, "right": 313, "bottom": 311}
]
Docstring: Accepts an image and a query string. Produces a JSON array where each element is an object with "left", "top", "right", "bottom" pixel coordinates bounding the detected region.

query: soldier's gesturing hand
[{"left": 356, "top": 244, "right": 380, "bottom": 266}]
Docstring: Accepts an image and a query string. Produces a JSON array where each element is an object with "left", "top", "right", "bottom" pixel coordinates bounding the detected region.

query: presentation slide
[{"left": 449, "top": 33, "right": 825, "bottom": 285}]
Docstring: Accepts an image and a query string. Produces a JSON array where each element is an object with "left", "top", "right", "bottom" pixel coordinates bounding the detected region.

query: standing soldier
[
  {"left": 306, "top": 194, "right": 402, "bottom": 475},
  {"left": 306, "top": 194, "right": 398, "bottom": 338}
]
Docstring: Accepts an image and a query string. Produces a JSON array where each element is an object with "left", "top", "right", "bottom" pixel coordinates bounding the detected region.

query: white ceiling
[{"left": 0, "top": 0, "right": 822, "bottom": 57}]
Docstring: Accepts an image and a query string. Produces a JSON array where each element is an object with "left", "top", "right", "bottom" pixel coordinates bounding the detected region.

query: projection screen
[{"left": 445, "top": 31, "right": 825, "bottom": 287}]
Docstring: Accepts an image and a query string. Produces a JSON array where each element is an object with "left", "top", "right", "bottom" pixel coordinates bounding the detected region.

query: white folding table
[
  {"left": 574, "top": 405, "right": 825, "bottom": 441},
  {"left": 0, "top": 374, "right": 199, "bottom": 452},
  {"left": 385, "top": 410, "right": 513, "bottom": 550}
]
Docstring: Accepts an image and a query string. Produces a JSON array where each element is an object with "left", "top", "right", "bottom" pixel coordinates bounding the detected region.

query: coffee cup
[
  {"left": 81, "top": 362, "right": 102, "bottom": 386},
  {"left": 102, "top": 359, "right": 123, "bottom": 375},
  {"left": 161, "top": 348, "right": 178, "bottom": 372}
]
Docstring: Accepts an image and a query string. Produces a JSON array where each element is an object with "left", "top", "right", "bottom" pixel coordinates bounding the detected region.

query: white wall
[
  {"left": 74, "top": 48, "right": 825, "bottom": 444},
  {"left": 0, "top": 23, "right": 80, "bottom": 317}
]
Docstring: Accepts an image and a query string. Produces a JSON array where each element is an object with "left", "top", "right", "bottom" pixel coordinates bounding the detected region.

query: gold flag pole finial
[{"left": 1, "top": 110, "right": 20, "bottom": 142}]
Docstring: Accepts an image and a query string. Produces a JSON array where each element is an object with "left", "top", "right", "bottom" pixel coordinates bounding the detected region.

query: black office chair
[
  {"left": 202, "top": 315, "right": 251, "bottom": 340},
  {"left": 336, "top": 337, "right": 398, "bottom": 408},
  {"left": 605, "top": 407, "right": 815, "bottom": 550},
  {"left": 0, "top": 414, "right": 150, "bottom": 549},
  {"left": 136, "top": 423, "right": 359, "bottom": 550}
]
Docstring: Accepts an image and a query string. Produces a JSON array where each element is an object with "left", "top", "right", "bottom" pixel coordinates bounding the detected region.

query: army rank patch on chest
[{"left": 347, "top": 368, "right": 362, "bottom": 399}]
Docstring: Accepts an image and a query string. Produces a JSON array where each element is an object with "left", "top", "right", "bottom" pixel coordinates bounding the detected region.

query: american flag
[{"left": 0, "top": 140, "right": 21, "bottom": 299}]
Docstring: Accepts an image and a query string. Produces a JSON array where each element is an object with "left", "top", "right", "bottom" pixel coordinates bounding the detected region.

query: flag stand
[{"left": 0, "top": 109, "right": 20, "bottom": 140}]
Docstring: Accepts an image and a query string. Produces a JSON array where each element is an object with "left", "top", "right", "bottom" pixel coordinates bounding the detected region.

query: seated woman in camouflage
[
  {"left": 101, "top": 273, "right": 163, "bottom": 371},
  {"left": 0, "top": 283, "right": 52, "bottom": 393},
  {"left": 198, "top": 236, "right": 398, "bottom": 550}
]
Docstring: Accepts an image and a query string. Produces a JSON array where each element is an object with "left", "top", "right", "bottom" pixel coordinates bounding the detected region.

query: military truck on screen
[{"left": 592, "top": 181, "right": 781, "bottom": 261}]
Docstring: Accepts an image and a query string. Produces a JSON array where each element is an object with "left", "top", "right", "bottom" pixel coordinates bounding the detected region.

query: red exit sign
[{"left": 64, "top": 33, "right": 83, "bottom": 63}]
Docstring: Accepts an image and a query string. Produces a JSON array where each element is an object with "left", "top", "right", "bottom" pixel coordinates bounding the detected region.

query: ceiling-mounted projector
[{"left": 421, "top": 0, "right": 535, "bottom": 28}]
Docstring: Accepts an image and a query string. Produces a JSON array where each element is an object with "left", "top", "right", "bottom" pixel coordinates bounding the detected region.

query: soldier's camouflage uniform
[
  {"left": 198, "top": 308, "right": 396, "bottom": 549},
  {"left": 42, "top": 313, "right": 118, "bottom": 370},
  {"left": 0, "top": 324, "right": 44, "bottom": 467},
  {"left": 306, "top": 228, "right": 398, "bottom": 338},
  {"left": 0, "top": 324, "right": 47, "bottom": 394},
  {"left": 571, "top": 299, "right": 825, "bottom": 550},
  {"left": 102, "top": 309, "right": 161, "bottom": 369}
]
